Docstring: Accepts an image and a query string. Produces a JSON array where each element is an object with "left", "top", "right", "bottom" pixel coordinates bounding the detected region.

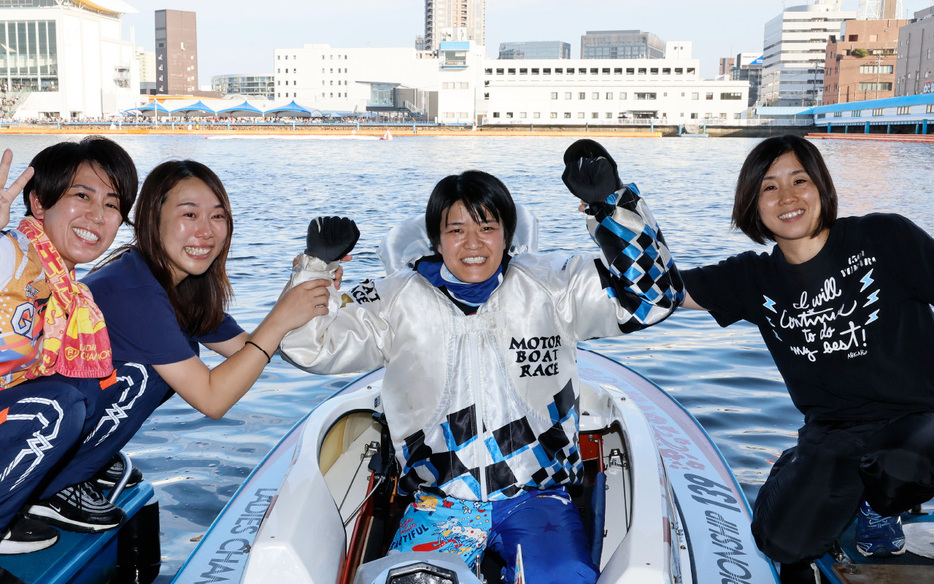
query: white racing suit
[{"left": 280, "top": 184, "right": 683, "bottom": 501}]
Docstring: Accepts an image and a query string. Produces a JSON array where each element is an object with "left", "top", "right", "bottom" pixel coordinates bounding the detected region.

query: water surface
[{"left": 3, "top": 133, "right": 931, "bottom": 578}]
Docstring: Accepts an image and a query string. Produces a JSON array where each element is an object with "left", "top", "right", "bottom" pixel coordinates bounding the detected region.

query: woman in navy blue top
[{"left": 22, "top": 160, "right": 333, "bottom": 537}]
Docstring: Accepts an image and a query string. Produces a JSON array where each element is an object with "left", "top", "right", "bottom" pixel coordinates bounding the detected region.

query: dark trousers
[
  {"left": 0, "top": 377, "right": 88, "bottom": 532},
  {"left": 752, "top": 412, "right": 934, "bottom": 564},
  {"left": 38, "top": 363, "right": 171, "bottom": 497},
  {"left": 0, "top": 362, "right": 171, "bottom": 532}
]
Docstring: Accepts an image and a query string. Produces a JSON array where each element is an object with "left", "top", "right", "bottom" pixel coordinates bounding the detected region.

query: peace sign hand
[{"left": 0, "top": 149, "right": 35, "bottom": 231}]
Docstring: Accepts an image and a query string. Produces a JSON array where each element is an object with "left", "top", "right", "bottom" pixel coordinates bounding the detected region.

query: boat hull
[{"left": 172, "top": 350, "right": 779, "bottom": 584}]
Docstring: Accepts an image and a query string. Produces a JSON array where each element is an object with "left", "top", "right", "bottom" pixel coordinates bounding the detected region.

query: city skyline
[{"left": 121, "top": 0, "right": 934, "bottom": 87}]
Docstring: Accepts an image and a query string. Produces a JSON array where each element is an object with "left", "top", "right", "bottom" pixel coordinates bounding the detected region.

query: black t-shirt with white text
[{"left": 683, "top": 214, "right": 934, "bottom": 423}]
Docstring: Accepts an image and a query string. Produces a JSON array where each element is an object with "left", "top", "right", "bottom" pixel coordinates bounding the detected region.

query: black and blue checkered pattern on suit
[
  {"left": 398, "top": 380, "right": 582, "bottom": 501},
  {"left": 588, "top": 183, "right": 683, "bottom": 333}
]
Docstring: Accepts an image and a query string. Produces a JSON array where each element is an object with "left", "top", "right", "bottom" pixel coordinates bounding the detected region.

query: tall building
[
  {"left": 719, "top": 57, "right": 735, "bottom": 78},
  {"left": 498, "top": 41, "right": 570, "bottom": 60},
  {"left": 424, "top": 0, "right": 485, "bottom": 54},
  {"left": 155, "top": 9, "right": 197, "bottom": 94},
  {"left": 823, "top": 18, "right": 906, "bottom": 104},
  {"left": 0, "top": 0, "right": 139, "bottom": 119},
  {"left": 136, "top": 46, "right": 156, "bottom": 93},
  {"left": 580, "top": 30, "right": 665, "bottom": 60},
  {"left": 760, "top": 1, "right": 856, "bottom": 106},
  {"left": 857, "top": 0, "right": 903, "bottom": 20},
  {"left": 894, "top": 6, "right": 934, "bottom": 96},
  {"left": 732, "top": 52, "right": 764, "bottom": 106}
]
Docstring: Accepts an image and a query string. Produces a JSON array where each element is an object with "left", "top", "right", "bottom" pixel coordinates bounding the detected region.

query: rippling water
[{"left": 4, "top": 133, "right": 932, "bottom": 579}]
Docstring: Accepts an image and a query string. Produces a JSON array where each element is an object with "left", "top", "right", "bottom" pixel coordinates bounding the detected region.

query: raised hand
[
  {"left": 0, "top": 149, "right": 35, "bottom": 231},
  {"left": 305, "top": 216, "right": 360, "bottom": 263},
  {"left": 561, "top": 139, "right": 622, "bottom": 205}
]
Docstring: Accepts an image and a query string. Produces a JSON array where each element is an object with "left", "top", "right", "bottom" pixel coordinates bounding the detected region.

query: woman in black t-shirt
[{"left": 680, "top": 135, "right": 934, "bottom": 580}]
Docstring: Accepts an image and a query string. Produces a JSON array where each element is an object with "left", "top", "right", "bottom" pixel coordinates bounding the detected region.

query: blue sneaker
[{"left": 855, "top": 501, "right": 906, "bottom": 558}]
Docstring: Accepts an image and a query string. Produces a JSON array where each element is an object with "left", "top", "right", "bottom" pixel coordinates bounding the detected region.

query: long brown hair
[{"left": 134, "top": 160, "right": 234, "bottom": 336}]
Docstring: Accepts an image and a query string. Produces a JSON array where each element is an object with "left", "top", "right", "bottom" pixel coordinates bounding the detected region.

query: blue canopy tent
[
  {"left": 137, "top": 100, "right": 171, "bottom": 116},
  {"left": 169, "top": 100, "right": 217, "bottom": 117},
  {"left": 215, "top": 100, "right": 264, "bottom": 117},
  {"left": 264, "top": 100, "right": 321, "bottom": 118}
]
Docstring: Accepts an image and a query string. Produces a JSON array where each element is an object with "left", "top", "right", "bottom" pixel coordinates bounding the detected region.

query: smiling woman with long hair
[{"left": 20, "top": 159, "right": 332, "bottom": 544}]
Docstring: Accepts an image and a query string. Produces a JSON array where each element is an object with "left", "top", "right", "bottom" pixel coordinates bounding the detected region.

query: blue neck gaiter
[{"left": 416, "top": 260, "right": 503, "bottom": 307}]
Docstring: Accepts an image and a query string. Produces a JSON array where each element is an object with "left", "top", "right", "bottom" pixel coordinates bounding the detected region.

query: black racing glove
[
  {"left": 561, "top": 139, "right": 623, "bottom": 205},
  {"left": 304, "top": 216, "right": 359, "bottom": 263}
]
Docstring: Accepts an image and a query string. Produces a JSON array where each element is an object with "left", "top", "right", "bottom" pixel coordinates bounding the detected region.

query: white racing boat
[
  {"left": 172, "top": 208, "right": 779, "bottom": 584},
  {"left": 170, "top": 351, "right": 778, "bottom": 584}
]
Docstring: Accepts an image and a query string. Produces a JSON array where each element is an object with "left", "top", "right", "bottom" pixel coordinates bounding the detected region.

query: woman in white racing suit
[{"left": 280, "top": 140, "right": 683, "bottom": 584}]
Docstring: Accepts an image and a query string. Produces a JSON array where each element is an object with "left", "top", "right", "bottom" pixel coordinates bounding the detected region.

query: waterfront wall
[{"left": 0, "top": 122, "right": 812, "bottom": 138}]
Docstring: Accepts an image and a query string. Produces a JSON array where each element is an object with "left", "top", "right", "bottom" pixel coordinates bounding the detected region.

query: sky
[{"left": 120, "top": 0, "right": 934, "bottom": 87}]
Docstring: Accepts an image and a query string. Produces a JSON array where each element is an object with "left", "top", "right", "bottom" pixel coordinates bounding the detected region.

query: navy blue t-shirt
[{"left": 83, "top": 249, "right": 244, "bottom": 366}]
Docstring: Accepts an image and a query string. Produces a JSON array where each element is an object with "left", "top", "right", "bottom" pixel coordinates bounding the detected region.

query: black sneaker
[
  {"left": 93, "top": 454, "right": 143, "bottom": 490},
  {"left": 0, "top": 516, "right": 59, "bottom": 554},
  {"left": 25, "top": 481, "right": 126, "bottom": 533},
  {"left": 0, "top": 567, "right": 26, "bottom": 584}
]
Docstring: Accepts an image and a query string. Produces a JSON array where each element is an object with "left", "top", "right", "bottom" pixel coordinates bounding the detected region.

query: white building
[
  {"left": 274, "top": 41, "right": 748, "bottom": 125},
  {"left": 479, "top": 47, "right": 748, "bottom": 126},
  {"left": 437, "top": 42, "right": 485, "bottom": 124},
  {"left": 136, "top": 47, "right": 155, "bottom": 83},
  {"left": 761, "top": 1, "right": 856, "bottom": 106},
  {"left": 0, "top": 0, "right": 139, "bottom": 119},
  {"left": 274, "top": 44, "right": 439, "bottom": 116},
  {"left": 665, "top": 41, "right": 693, "bottom": 60}
]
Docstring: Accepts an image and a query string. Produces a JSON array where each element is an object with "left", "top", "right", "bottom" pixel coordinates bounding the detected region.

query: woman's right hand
[
  {"left": 0, "top": 150, "right": 35, "bottom": 231},
  {"left": 270, "top": 278, "right": 334, "bottom": 333}
]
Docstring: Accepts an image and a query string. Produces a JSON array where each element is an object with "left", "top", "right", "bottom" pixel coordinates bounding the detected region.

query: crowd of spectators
[{"left": 0, "top": 87, "right": 20, "bottom": 118}]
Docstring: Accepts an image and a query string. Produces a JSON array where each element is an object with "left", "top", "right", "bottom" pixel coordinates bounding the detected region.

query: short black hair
[
  {"left": 732, "top": 135, "right": 837, "bottom": 245},
  {"left": 425, "top": 170, "right": 517, "bottom": 251},
  {"left": 23, "top": 136, "right": 138, "bottom": 223}
]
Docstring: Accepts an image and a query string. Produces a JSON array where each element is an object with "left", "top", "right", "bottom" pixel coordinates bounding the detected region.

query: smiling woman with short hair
[
  {"left": 281, "top": 141, "right": 683, "bottom": 584},
  {"left": 681, "top": 135, "right": 934, "bottom": 581}
]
